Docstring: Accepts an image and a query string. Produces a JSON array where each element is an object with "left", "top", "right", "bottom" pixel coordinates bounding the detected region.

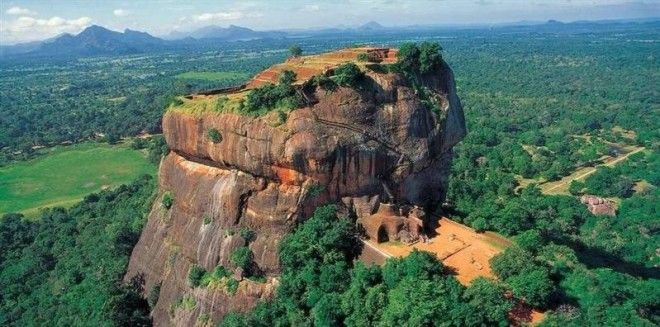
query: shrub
[
  {"left": 357, "top": 52, "right": 382, "bottom": 63},
  {"left": 418, "top": 42, "right": 443, "bottom": 74},
  {"left": 307, "top": 182, "right": 326, "bottom": 198},
  {"left": 178, "top": 295, "right": 196, "bottom": 310},
  {"left": 147, "top": 282, "right": 162, "bottom": 308},
  {"left": 226, "top": 278, "right": 240, "bottom": 295},
  {"left": 332, "top": 63, "right": 365, "bottom": 88},
  {"left": 130, "top": 138, "right": 147, "bottom": 150},
  {"left": 279, "top": 70, "right": 297, "bottom": 85},
  {"left": 202, "top": 214, "right": 212, "bottom": 225},
  {"left": 215, "top": 96, "right": 229, "bottom": 111},
  {"left": 188, "top": 264, "right": 206, "bottom": 287},
  {"left": 105, "top": 133, "right": 120, "bottom": 145},
  {"left": 276, "top": 110, "right": 288, "bottom": 126},
  {"left": 239, "top": 227, "right": 256, "bottom": 244},
  {"left": 242, "top": 71, "right": 304, "bottom": 114},
  {"left": 231, "top": 246, "right": 253, "bottom": 272},
  {"left": 365, "top": 63, "right": 390, "bottom": 74},
  {"left": 200, "top": 265, "right": 230, "bottom": 287},
  {"left": 207, "top": 128, "right": 222, "bottom": 143},
  {"left": 312, "top": 74, "right": 338, "bottom": 92},
  {"left": 198, "top": 313, "right": 210, "bottom": 323},
  {"left": 162, "top": 191, "right": 174, "bottom": 209}
]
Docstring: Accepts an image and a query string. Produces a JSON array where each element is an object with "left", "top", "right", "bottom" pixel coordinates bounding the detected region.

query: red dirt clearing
[
  {"left": 368, "top": 217, "right": 545, "bottom": 325},
  {"left": 374, "top": 217, "right": 509, "bottom": 284},
  {"left": 246, "top": 47, "right": 398, "bottom": 89}
]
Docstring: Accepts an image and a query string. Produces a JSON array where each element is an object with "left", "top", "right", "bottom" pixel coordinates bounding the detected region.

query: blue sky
[{"left": 1, "top": 0, "right": 658, "bottom": 44}]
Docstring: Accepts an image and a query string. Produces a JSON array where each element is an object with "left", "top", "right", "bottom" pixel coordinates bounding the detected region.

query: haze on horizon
[{"left": 1, "top": 0, "right": 658, "bottom": 44}]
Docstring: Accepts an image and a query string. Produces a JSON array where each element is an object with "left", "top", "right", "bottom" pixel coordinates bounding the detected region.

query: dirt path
[
  {"left": 362, "top": 240, "right": 393, "bottom": 259},
  {"left": 543, "top": 146, "right": 645, "bottom": 193}
]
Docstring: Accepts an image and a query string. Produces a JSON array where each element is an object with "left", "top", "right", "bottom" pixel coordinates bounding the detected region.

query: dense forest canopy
[{"left": 0, "top": 175, "right": 155, "bottom": 326}]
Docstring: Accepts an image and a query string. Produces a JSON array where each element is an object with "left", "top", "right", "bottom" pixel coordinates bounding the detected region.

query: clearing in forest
[
  {"left": 0, "top": 142, "right": 156, "bottom": 218},
  {"left": 367, "top": 218, "right": 545, "bottom": 325},
  {"left": 369, "top": 217, "right": 511, "bottom": 285},
  {"left": 539, "top": 144, "right": 644, "bottom": 195}
]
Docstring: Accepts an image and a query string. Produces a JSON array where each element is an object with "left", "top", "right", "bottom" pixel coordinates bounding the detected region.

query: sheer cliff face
[{"left": 126, "top": 61, "right": 466, "bottom": 326}]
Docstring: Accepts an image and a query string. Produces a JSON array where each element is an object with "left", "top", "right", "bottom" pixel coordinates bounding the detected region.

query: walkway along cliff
[{"left": 125, "top": 47, "right": 467, "bottom": 325}]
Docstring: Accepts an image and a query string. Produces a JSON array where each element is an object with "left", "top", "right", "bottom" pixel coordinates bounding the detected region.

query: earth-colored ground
[
  {"left": 174, "top": 47, "right": 399, "bottom": 115},
  {"left": 371, "top": 217, "right": 510, "bottom": 285},
  {"left": 540, "top": 145, "right": 644, "bottom": 195},
  {"left": 516, "top": 141, "right": 645, "bottom": 196},
  {"left": 246, "top": 47, "right": 398, "bottom": 88},
  {"left": 368, "top": 217, "right": 545, "bottom": 325}
]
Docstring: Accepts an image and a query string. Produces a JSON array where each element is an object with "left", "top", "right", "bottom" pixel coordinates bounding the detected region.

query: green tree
[
  {"left": 569, "top": 180, "right": 585, "bottom": 195},
  {"left": 289, "top": 45, "right": 302, "bottom": 57},
  {"left": 491, "top": 247, "right": 534, "bottom": 280},
  {"left": 418, "top": 41, "right": 443, "bottom": 74},
  {"left": 230, "top": 246, "right": 254, "bottom": 272},
  {"left": 188, "top": 265, "right": 206, "bottom": 287},
  {"left": 463, "top": 277, "right": 513, "bottom": 326},
  {"left": 332, "top": 63, "right": 365, "bottom": 88},
  {"left": 507, "top": 267, "right": 554, "bottom": 308},
  {"left": 278, "top": 70, "right": 297, "bottom": 85}
]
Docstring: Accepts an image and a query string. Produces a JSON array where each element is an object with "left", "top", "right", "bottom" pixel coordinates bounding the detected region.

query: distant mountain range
[
  {"left": 0, "top": 24, "right": 287, "bottom": 57},
  {"left": 1, "top": 18, "right": 658, "bottom": 59},
  {"left": 38, "top": 25, "right": 166, "bottom": 56},
  {"left": 167, "top": 24, "right": 286, "bottom": 41}
]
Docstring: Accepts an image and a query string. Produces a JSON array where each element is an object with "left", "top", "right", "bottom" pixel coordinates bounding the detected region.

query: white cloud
[
  {"left": 113, "top": 9, "right": 130, "bottom": 17},
  {"left": 301, "top": 4, "right": 320, "bottom": 12},
  {"left": 193, "top": 11, "right": 263, "bottom": 22},
  {"left": 6, "top": 6, "right": 37, "bottom": 16},
  {"left": 2, "top": 16, "right": 92, "bottom": 44}
]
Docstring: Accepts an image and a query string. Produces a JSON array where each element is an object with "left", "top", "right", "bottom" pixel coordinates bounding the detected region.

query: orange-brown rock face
[{"left": 126, "top": 52, "right": 466, "bottom": 326}]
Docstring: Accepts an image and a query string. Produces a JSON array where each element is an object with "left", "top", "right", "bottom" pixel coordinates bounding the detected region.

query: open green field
[
  {"left": 175, "top": 71, "right": 249, "bottom": 81},
  {"left": 0, "top": 142, "right": 156, "bottom": 217}
]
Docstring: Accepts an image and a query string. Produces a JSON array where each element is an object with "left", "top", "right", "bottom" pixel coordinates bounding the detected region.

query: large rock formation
[{"left": 125, "top": 48, "right": 466, "bottom": 326}]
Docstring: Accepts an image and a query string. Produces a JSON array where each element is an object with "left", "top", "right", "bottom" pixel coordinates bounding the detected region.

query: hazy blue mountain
[
  {"left": 167, "top": 25, "right": 286, "bottom": 41},
  {"left": 358, "top": 21, "right": 385, "bottom": 31},
  {"left": 35, "top": 25, "right": 166, "bottom": 55}
]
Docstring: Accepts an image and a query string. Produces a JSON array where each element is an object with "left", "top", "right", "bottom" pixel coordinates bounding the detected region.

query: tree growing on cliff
[
  {"left": 289, "top": 45, "right": 302, "bottom": 58},
  {"left": 231, "top": 246, "right": 254, "bottom": 274},
  {"left": 161, "top": 191, "right": 174, "bottom": 209},
  {"left": 243, "top": 71, "right": 304, "bottom": 114},
  {"left": 207, "top": 128, "right": 222, "bottom": 143},
  {"left": 332, "top": 63, "right": 365, "bottom": 88},
  {"left": 395, "top": 42, "right": 444, "bottom": 78},
  {"left": 279, "top": 70, "right": 297, "bottom": 85},
  {"left": 188, "top": 265, "right": 206, "bottom": 287}
]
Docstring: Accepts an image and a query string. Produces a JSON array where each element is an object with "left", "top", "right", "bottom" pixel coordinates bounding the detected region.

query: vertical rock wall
[{"left": 125, "top": 58, "right": 466, "bottom": 326}]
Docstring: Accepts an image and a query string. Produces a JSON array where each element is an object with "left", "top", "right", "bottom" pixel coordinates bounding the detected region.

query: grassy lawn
[
  {"left": 0, "top": 142, "right": 156, "bottom": 218},
  {"left": 175, "top": 71, "right": 249, "bottom": 81}
]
